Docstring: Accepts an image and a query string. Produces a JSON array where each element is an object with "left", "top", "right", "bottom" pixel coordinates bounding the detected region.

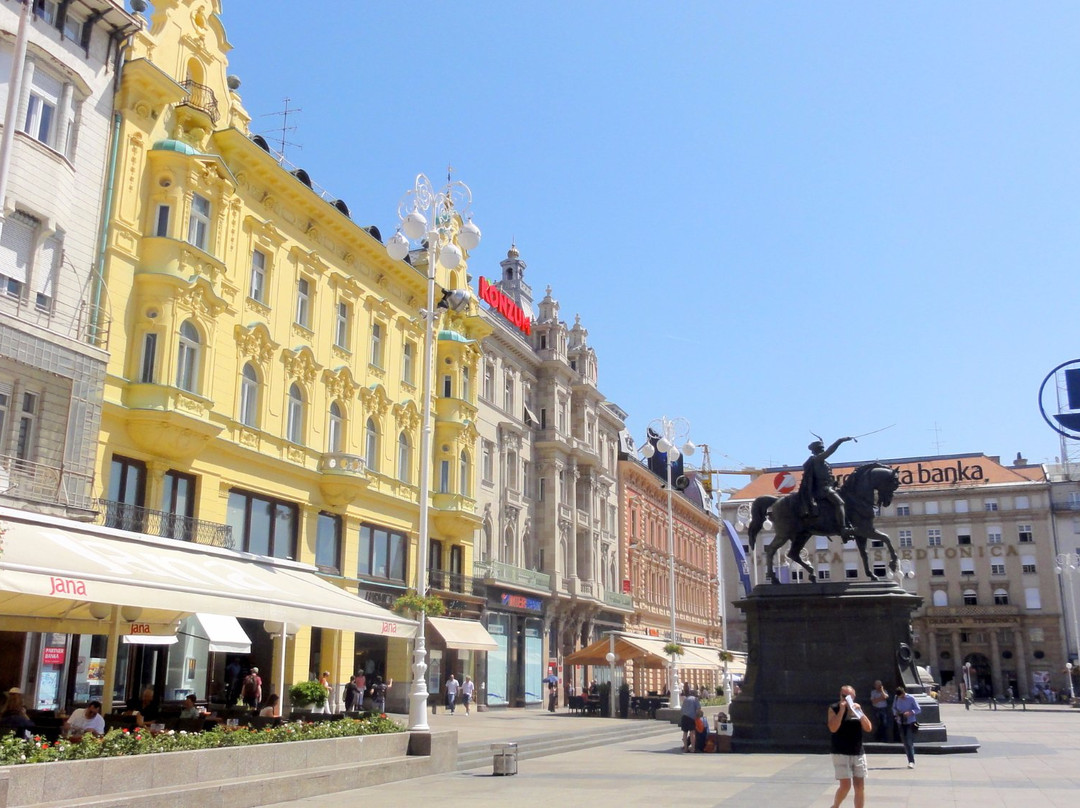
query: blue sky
[{"left": 215, "top": 1, "right": 1079, "bottom": 477}]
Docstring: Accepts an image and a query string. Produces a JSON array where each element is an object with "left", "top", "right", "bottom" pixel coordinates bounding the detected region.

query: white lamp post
[
  {"left": 387, "top": 172, "right": 480, "bottom": 732},
  {"left": 640, "top": 416, "right": 695, "bottom": 711},
  {"left": 963, "top": 661, "right": 973, "bottom": 697},
  {"left": 1055, "top": 552, "right": 1080, "bottom": 702},
  {"left": 1067, "top": 663, "right": 1076, "bottom": 702},
  {"left": 895, "top": 559, "right": 916, "bottom": 593}
]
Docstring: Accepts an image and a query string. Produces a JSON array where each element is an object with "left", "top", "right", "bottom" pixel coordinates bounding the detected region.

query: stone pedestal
[{"left": 730, "top": 580, "right": 947, "bottom": 751}]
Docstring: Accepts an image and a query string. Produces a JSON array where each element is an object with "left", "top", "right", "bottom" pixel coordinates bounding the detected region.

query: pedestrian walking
[
  {"left": 827, "top": 684, "right": 872, "bottom": 808},
  {"left": 445, "top": 673, "right": 459, "bottom": 715},
  {"left": 680, "top": 689, "right": 701, "bottom": 752},
  {"left": 893, "top": 685, "right": 921, "bottom": 768},
  {"left": 461, "top": 675, "right": 475, "bottom": 715},
  {"left": 869, "top": 680, "right": 890, "bottom": 741}
]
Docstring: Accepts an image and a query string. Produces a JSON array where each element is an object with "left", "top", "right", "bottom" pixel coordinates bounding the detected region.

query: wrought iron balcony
[
  {"left": 178, "top": 80, "right": 220, "bottom": 124},
  {"left": 428, "top": 568, "right": 485, "bottom": 597},
  {"left": 0, "top": 455, "right": 94, "bottom": 511},
  {"left": 95, "top": 499, "right": 233, "bottom": 549}
]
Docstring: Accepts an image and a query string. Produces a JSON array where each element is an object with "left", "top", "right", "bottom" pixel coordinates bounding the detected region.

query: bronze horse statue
[{"left": 748, "top": 462, "right": 902, "bottom": 584}]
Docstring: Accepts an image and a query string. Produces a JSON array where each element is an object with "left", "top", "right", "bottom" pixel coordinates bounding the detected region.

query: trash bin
[
  {"left": 492, "top": 742, "right": 518, "bottom": 775},
  {"left": 714, "top": 717, "right": 734, "bottom": 753}
]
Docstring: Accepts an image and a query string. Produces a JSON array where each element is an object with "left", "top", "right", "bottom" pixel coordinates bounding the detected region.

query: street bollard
[{"left": 492, "top": 742, "right": 518, "bottom": 775}]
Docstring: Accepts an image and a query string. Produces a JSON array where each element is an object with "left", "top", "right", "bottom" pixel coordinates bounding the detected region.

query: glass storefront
[
  {"left": 486, "top": 614, "right": 510, "bottom": 706},
  {"left": 523, "top": 621, "right": 543, "bottom": 705}
]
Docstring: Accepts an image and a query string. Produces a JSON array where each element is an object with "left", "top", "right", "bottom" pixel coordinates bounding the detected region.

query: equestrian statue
[{"left": 748, "top": 436, "right": 902, "bottom": 584}]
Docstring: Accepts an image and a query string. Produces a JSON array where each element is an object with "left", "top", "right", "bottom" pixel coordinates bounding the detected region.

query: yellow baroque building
[{"left": 96, "top": 0, "right": 487, "bottom": 711}]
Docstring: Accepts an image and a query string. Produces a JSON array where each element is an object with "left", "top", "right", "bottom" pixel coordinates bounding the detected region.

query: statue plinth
[{"left": 730, "top": 580, "right": 945, "bottom": 751}]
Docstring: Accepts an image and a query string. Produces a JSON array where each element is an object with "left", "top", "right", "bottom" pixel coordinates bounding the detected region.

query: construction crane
[{"left": 688, "top": 444, "right": 763, "bottom": 498}]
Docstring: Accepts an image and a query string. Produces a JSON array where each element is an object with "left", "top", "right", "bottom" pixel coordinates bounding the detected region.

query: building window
[
  {"left": 817, "top": 565, "right": 831, "bottom": 580},
  {"left": 1018, "top": 524, "right": 1033, "bottom": 543},
  {"left": 1015, "top": 495, "right": 1030, "bottom": 509},
  {"left": 439, "top": 460, "right": 450, "bottom": 493},
  {"left": 226, "top": 489, "right": 297, "bottom": 559},
  {"left": 249, "top": 250, "right": 266, "bottom": 303},
  {"left": 462, "top": 367, "right": 470, "bottom": 401},
  {"left": 1024, "top": 587, "right": 1041, "bottom": 609},
  {"left": 334, "top": 301, "right": 350, "bottom": 349},
  {"left": 239, "top": 363, "right": 258, "bottom": 427},
  {"left": 107, "top": 455, "right": 146, "bottom": 508},
  {"left": 402, "top": 341, "right": 415, "bottom": 385},
  {"left": 844, "top": 563, "right": 858, "bottom": 580},
  {"left": 442, "top": 374, "right": 452, "bottom": 398},
  {"left": 898, "top": 529, "right": 912, "bottom": 548},
  {"left": 187, "top": 193, "right": 211, "bottom": 251},
  {"left": 327, "top": 401, "right": 343, "bottom": 452},
  {"left": 1021, "top": 555, "right": 1036, "bottom": 575},
  {"left": 993, "top": 588, "right": 1009, "bottom": 605},
  {"left": 957, "top": 533, "right": 971, "bottom": 545},
  {"left": 286, "top": 383, "right": 304, "bottom": 444},
  {"left": 154, "top": 204, "right": 170, "bottom": 238},
  {"left": 815, "top": 535, "right": 829, "bottom": 550},
  {"left": 370, "top": 322, "right": 383, "bottom": 367},
  {"left": 460, "top": 451, "right": 470, "bottom": 496},
  {"left": 23, "top": 84, "right": 57, "bottom": 147},
  {"left": 397, "top": 432, "right": 411, "bottom": 483},
  {"left": 0, "top": 212, "right": 37, "bottom": 299},
  {"left": 955, "top": 499, "right": 969, "bottom": 513},
  {"left": 896, "top": 504, "right": 910, "bottom": 517},
  {"left": 295, "top": 278, "right": 310, "bottom": 327},
  {"left": 523, "top": 460, "right": 532, "bottom": 497},
  {"left": 315, "top": 512, "right": 341, "bottom": 573},
  {"left": 991, "top": 560, "right": 1006, "bottom": 575},
  {"left": 931, "top": 560, "right": 945, "bottom": 577},
  {"left": 140, "top": 333, "right": 157, "bottom": 383},
  {"left": 176, "top": 320, "right": 200, "bottom": 392},
  {"left": 963, "top": 589, "right": 978, "bottom": 606},
  {"left": 503, "top": 373, "right": 514, "bottom": 412},
  {"left": 925, "top": 501, "right": 939, "bottom": 515},
  {"left": 927, "top": 528, "right": 942, "bottom": 547},
  {"left": 357, "top": 523, "right": 407, "bottom": 582},
  {"left": 984, "top": 498, "right": 998, "bottom": 512},
  {"left": 62, "top": 12, "right": 82, "bottom": 41},
  {"left": 364, "top": 418, "right": 378, "bottom": 471},
  {"left": 34, "top": 1, "right": 58, "bottom": 24},
  {"left": 160, "top": 469, "right": 195, "bottom": 540},
  {"left": 482, "top": 440, "right": 494, "bottom": 483},
  {"left": 506, "top": 450, "right": 518, "bottom": 490},
  {"left": 483, "top": 362, "right": 494, "bottom": 401},
  {"left": 15, "top": 392, "right": 37, "bottom": 461},
  {"left": 987, "top": 528, "right": 1002, "bottom": 544},
  {"left": 960, "top": 558, "right": 975, "bottom": 576},
  {"left": 932, "top": 589, "right": 947, "bottom": 607},
  {"left": 873, "top": 564, "right": 888, "bottom": 578}
]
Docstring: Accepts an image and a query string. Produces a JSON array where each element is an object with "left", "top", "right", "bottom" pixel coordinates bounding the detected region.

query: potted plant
[
  {"left": 719, "top": 650, "right": 735, "bottom": 663},
  {"left": 618, "top": 682, "right": 631, "bottom": 718},
  {"left": 289, "top": 680, "right": 328, "bottom": 710},
  {"left": 392, "top": 591, "right": 446, "bottom": 617},
  {"left": 663, "top": 642, "right": 684, "bottom": 657}
]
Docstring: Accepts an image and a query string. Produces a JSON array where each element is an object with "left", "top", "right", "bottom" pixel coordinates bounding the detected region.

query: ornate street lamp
[
  {"left": 640, "top": 416, "right": 695, "bottom": 710},
  {"left": 387, "top": 172, "right": 480, "bottom": 732}
]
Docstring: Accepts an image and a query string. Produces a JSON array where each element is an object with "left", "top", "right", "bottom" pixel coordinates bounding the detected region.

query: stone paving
[{"left": 263, "top": 702, "right": 1080, "bottom": 807}]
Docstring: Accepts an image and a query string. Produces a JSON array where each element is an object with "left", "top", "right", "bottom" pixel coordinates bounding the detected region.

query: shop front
[{"left": 483, "top": 591, "right": 547, "bottom": 707}]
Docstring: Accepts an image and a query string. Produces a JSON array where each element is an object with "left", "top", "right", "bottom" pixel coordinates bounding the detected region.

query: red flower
[{"left": 122, "top": 728, "right": 129, "bottom": 734}]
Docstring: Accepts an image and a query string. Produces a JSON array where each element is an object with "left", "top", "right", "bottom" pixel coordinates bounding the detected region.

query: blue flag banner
[{"left": 722, "top": 520, "right": 752, "bottom": 597}]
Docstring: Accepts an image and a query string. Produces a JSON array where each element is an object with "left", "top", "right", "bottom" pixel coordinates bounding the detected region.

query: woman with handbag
[{"left": 892, "top": 685, "right": 921, "bottom": 769}]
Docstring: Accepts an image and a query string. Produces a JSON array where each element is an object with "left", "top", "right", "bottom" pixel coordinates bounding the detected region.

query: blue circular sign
[{"left": 1039, "top": 359, "right": 1080, "bottom": 440}]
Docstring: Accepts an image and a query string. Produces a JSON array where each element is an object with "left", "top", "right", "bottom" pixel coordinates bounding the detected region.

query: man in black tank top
[{"left": 827, "top": 684, "right": 873, "bottom": 807}]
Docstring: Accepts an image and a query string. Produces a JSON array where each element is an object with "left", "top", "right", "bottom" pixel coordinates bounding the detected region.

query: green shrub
[{"left": 289, "top": 680, "right": 328, "bottom": 707}]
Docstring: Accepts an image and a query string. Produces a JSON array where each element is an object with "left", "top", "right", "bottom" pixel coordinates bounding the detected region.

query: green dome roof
[
  {"left": 437, "top": 329, "right": 473, "bottom": 344},
  {"left": 151, "top": 139, "right": 201, "bottom": 156}
]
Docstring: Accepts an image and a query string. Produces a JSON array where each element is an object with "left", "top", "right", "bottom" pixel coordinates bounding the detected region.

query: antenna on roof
[{"left": 258, "top": 97, "right": 302, "bottom": 162}]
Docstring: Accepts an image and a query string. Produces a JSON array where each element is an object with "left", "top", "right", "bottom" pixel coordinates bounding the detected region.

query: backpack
[{"left": 242, "top": 674, "right": 258, "bottom": 698}]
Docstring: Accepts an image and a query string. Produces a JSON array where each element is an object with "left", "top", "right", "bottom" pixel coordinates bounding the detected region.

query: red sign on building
[{"left": 42, "top": 647, "right": 65, "bottom": 665}]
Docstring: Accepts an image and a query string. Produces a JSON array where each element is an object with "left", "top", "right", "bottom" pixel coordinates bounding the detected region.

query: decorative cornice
[
  {"left": 234, "top": 322, "right": 277, "bottom": 365},
  {"left": 281, "top": 346, "right": 322, "bottom": 387}
]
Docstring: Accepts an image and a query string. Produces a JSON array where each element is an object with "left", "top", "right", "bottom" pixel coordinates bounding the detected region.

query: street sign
[
  {"left": 773, "top": 471, "right": 798, "bottom": 494},
  {"left": 1039, "top": 359, "right": 1080, "bottom": 439}
]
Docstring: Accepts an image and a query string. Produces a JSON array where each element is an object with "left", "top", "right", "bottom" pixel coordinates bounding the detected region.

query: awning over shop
[
  {"left": 0, "top": 507, "right": 416, "bottom": 639},
  {"left": 193, "top": 613, "right": 252, "bottom": 654},
  {"left": 428, "top": 616, "right": 499, "bottom": 651},
  {"left": 123, "top": 634, "right": 178, "bottom": 646}
]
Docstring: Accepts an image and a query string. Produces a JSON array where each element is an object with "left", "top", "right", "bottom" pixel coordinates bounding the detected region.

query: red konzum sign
[{"left": 478, "top": 277, "right": 531, "bottom": 336}]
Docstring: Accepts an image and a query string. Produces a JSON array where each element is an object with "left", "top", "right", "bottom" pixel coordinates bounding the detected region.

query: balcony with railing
[
  {"left": 94, "top": 499, "right": 233, "bottom": 549},
  {"left": 177, "top": 80, "right": 219, "bottom": 124},
  {"left": 924, "top": 604, "right": 1021, "bottom": 619},
  {"left": 473, "top": 560, "right": 551, "bottom": 592},
  {"left": 0, "top": 456, "right": 95, "bottom": 512},
  {"left": 0, "top": 287, "right": 110, "bottom": 349},
  {"left": 428, "top": 568, "right": 485, "bottom": 598},
  {"left": 317, "top": 452, "right": 368, "bottom": 506},
  {"left": 603, "top": 589, "right": 634, "bottom": 610}
]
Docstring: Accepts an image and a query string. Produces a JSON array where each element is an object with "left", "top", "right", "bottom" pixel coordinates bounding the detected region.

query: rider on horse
[{"left": 799, "top": 436, "right": 855, "bottom": 538}]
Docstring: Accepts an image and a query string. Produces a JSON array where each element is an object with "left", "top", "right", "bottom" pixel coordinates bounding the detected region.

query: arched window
[
  {"left": 176, "top": 320, "right": 200, "bottom": 392},
  {"left": 286, "top": 384, "right": 304, "bottom": 444},
  {"left": 993, "top": 588, "right": 1009, "bottom": 605},
  {"left": 397, "top": 432, "right": 411, "bottom": 483},
  {"left": 963, "top": 589, "right": 978, "bottom": 606},
  {"left": 365, "top": 418, "right": 378, "bottom": 471},
  {"left": 459, "top": 450, "right": 470, "bottom": 496},
  {"left": 327, "top": 401, "right": 344, "bottom": 453},
  {"left": 239, "top": 363, "right": 258, "bottom": 427},
  {"left": 932, "top": 589, "right": 948, "bottom": 607},
  {"left": 503, "top": 525, "right": 514, "bottom": 565}
]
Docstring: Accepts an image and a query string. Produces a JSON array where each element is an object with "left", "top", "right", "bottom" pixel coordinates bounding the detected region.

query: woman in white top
[{"left": 259, "top": 694, "right": 280, "bottom": 717}]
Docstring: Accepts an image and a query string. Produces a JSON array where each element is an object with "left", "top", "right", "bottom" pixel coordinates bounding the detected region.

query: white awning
[
  {"left": 194, "top": 614, "right": 252, "bottom": 654},
  {"left": 428, "top": 616, "right": 499, "bottom": 651},
  {"left": 123, "top": 634, "right": 178, "bottom": 646},
  {"left": 0, "top": 507, "right": 416, "bottom": 639}
]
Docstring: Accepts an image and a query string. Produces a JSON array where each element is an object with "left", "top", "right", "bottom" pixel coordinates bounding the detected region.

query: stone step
[
  {"left": 23, "top": 754, "right": 429, "bottom": 808},
  {"left": 457, "top": 720, "right": 674, "bottom": 771}
]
